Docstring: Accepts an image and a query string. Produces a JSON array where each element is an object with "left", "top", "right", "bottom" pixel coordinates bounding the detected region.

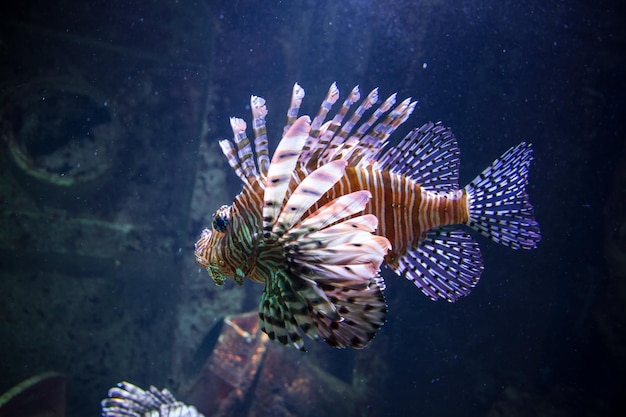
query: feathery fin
[
  {"left": 278, "top": 192, "right": 390, "bottom": 349},
  {"left": 378, "top": 121, "right": 460, "bottom": 191},
  {"left": 396, "top": 229, "right": 483, "bottom": 301},
  {"left": 465, "top": 142, "right": 541, "bottom": 249}
]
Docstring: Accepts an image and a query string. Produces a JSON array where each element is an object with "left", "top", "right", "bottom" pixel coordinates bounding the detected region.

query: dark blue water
[{"left": 1, "top": 1, "right": 624, "bottom": 416}]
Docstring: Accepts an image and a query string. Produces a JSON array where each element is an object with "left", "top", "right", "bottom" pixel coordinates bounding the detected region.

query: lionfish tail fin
[{"left": 465, "top": 142, "right": 541, "bottom": 249}]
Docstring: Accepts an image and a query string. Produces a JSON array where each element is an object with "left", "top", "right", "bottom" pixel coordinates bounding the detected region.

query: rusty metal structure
[{"left": 184, "top": 312, "right": 366, "bottom": 417}]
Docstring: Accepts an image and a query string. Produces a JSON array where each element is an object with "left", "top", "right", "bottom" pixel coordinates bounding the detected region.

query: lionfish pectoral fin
[
  {"left": 464, "top": 142, "right": 541, "bottom": 249},
  {"left": 279, "top": 192, "right": 390, "bottom": 349},
  {"left": 395, "top": 229, "right": 484, "bottom": 302},
  {"left": 259, "top": 270, "right": 323, "bottom": 352},
  {"left": 310, "top": 273, "right": 386, "bottom": 349}
]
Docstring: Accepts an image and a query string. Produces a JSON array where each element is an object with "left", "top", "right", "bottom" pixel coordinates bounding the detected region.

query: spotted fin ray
[
  {"left": 377, "top": 121, "right": 460, "bottom": 191},
  {"left": 465, "top": 142, "right": 541, "bottom": 249},
  {"left": 396, "top": 229, "right": 483, "bottom": 301}
]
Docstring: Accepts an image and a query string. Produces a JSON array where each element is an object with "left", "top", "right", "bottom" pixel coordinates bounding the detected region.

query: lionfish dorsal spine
[
  {"left": 322, "top": 85, "right": 361, "bottom": 142},
  {"left": 316, "top": 86, "right": 361, "bottom": 167},
  {"left": 324, "top": 86, "right": 368, "bottom": 147},
  {"left": 229, "top": 117, "right": 259, "bottom": 183},
  {"left": 218, "top": 137, "right": 249, "bottom": 184},
  {"left": 333, "top": 85, "right": 362, "bottom": 138},
  {"left": 354, "top": 92, "right": 397, "bottom": 141},
  {"left": 250, "top": 95, "right": 270, "bottom": 176},
  {"left": 349, "top": 86, "right": 380, "bottom": 129},
  {"left": 320, "top": 92, "right": 399, "bottom": 169},
  {"left": 262, "top": 116, "right": 311, "bottom": 240},
  {"left": 272, "top": 159, "right": 348, "bottom": 237},
  {"left": 314, "top": 87, "right": 379, "bottom": 165},
  {"left": 216, "top": 117, "right": 259, "bottom": 185},
  {"left": 307, "top": 83, "right": 364, "bottom": 169},
  {"left": 310, "top": 82, "right": 340, "bottom": 134},
  {"left": 283, "top": 83, "right": 305, "bottom": 137}
]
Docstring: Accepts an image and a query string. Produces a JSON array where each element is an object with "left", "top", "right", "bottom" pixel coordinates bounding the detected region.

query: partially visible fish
[
  {"left": 101, "top": 381, "right": 203, "bottom": 417},
  {"left": 195, "top": 82, "right": 541, "bottom": 350}
]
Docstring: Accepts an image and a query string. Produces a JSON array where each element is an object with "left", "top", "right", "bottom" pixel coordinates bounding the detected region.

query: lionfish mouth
[
  {"left": 194, "top": 228, "right": 212, "bottom": 268},
  {"left": 194, "top": 229, "right": 226, "bottom": 286}
]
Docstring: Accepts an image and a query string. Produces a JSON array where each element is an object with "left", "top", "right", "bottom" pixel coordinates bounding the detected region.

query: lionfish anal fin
[{"left": 396, "top": 229, "right": 483, "bottom": 301}]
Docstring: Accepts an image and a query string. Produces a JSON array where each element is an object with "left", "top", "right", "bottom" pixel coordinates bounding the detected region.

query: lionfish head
[{"left": 194, "top": 204, "right": 247, "bottom": 286}]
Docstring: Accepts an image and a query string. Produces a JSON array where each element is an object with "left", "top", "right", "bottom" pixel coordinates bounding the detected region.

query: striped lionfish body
[{"left": 195, "top": 82, "right": 541, "bottom": 350}]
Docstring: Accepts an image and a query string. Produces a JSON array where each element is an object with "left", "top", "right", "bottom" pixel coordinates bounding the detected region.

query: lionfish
[
  {"left": 195, "top": 82, "right": 540, "bottom": 351},
  {"left": 102, "top": 381, "right": 203, "bottom": 417}
]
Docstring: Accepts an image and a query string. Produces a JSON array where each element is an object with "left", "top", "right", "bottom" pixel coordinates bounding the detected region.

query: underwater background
[{"left": 0, "top": 1, "right": 624, "bottom": 416}]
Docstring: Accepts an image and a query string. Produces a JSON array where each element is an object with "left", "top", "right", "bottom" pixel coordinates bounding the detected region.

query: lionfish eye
[
  {"left": 213, "top": 216, "right": 229, "bottom": 232},
  {"left": 212, "top": 205, "right": 231, "bottom": 232}
]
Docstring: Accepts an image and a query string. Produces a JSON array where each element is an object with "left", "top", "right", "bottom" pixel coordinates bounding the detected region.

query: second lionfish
[{"left": 195, "top": 83, "right": 541, "bottom": 350}]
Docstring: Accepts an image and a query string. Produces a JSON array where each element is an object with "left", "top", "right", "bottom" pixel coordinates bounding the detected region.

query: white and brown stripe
[{"left": 285, "top": 166, "right": 469, "bottom": 271}]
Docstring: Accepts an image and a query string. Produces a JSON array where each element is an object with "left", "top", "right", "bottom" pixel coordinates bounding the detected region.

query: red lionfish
[{"left": 195, "top": 82, "right": 541, "bottom": 351}]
